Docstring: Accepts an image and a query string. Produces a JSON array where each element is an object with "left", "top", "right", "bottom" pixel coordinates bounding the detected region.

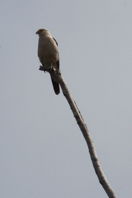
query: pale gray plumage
[{"left": 36, "top": 29, "right": 60, "bottom": 95}]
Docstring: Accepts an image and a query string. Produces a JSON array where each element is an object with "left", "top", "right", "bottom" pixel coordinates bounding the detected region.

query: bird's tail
[{"left": 50, "top": 74, "right": 60, "bottom": 95}]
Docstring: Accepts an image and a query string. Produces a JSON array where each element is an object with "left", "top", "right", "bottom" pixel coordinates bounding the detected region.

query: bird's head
[{"left": 36, "top": 29, "right": 48, "bottom": 35}]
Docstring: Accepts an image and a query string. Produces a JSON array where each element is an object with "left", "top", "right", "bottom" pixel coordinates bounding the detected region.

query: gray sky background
[{"left": 0, "top": 0, "right": 132, "bottom": 197}]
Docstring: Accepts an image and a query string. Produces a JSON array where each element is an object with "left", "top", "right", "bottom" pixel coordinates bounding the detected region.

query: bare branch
[{"left": 40, "top": 67, "right": 117, "bottom": 198}]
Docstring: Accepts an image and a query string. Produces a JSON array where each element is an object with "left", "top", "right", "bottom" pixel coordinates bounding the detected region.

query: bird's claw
[
  {"left": 39, "top": 65, "right": 47, "bottom": 72},
  {"left": 39, "top": 65, "right": 59, "bottom": 74}
]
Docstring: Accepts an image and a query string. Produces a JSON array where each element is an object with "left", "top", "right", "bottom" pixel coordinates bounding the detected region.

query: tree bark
[{"left": 39, "top": 67, "right": 117, "bottom": 198}]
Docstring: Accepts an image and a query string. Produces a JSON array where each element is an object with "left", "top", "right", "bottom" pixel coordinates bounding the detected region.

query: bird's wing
[
  {"left": 52, "top": 37, "right": 59, "bottom": 69},
  {"left": 53, "top": 37, "right": 58, "bottom": 46}
]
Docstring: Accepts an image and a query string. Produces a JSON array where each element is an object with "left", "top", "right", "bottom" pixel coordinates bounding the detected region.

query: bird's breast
[{"left": 38, "top": 36, "right": 59, "bottom": 65}]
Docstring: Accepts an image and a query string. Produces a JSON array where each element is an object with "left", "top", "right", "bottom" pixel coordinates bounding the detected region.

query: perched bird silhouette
[{"left": 36, "top": 29, "right": 60, "bottom": 95}]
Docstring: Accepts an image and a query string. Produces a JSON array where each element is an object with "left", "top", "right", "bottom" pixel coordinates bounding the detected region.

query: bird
[{"left": 36, "top": 28, "right": 60, "bottom": 95}]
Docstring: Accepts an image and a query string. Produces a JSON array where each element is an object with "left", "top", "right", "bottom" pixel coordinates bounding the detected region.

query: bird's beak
[{"left": 36, "top": 31, "right": 38, "bottom": 34}]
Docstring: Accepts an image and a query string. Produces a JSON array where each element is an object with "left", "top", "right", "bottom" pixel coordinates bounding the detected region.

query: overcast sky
[{"left": 0, "top": 0, "right": 132, "bottom": 197}]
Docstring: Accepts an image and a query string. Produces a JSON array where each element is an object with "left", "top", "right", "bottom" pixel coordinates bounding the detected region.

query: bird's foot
[
  {"left": 39, "top": 65, "right": 60, "bottom": 75},
  {"left": 39, "top": 65, "right": 47, "bottom": 72}
]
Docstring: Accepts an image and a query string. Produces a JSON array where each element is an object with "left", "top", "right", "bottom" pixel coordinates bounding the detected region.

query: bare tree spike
[{"left": 40, "top": 67, "right": 117, "bottom": 198}]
